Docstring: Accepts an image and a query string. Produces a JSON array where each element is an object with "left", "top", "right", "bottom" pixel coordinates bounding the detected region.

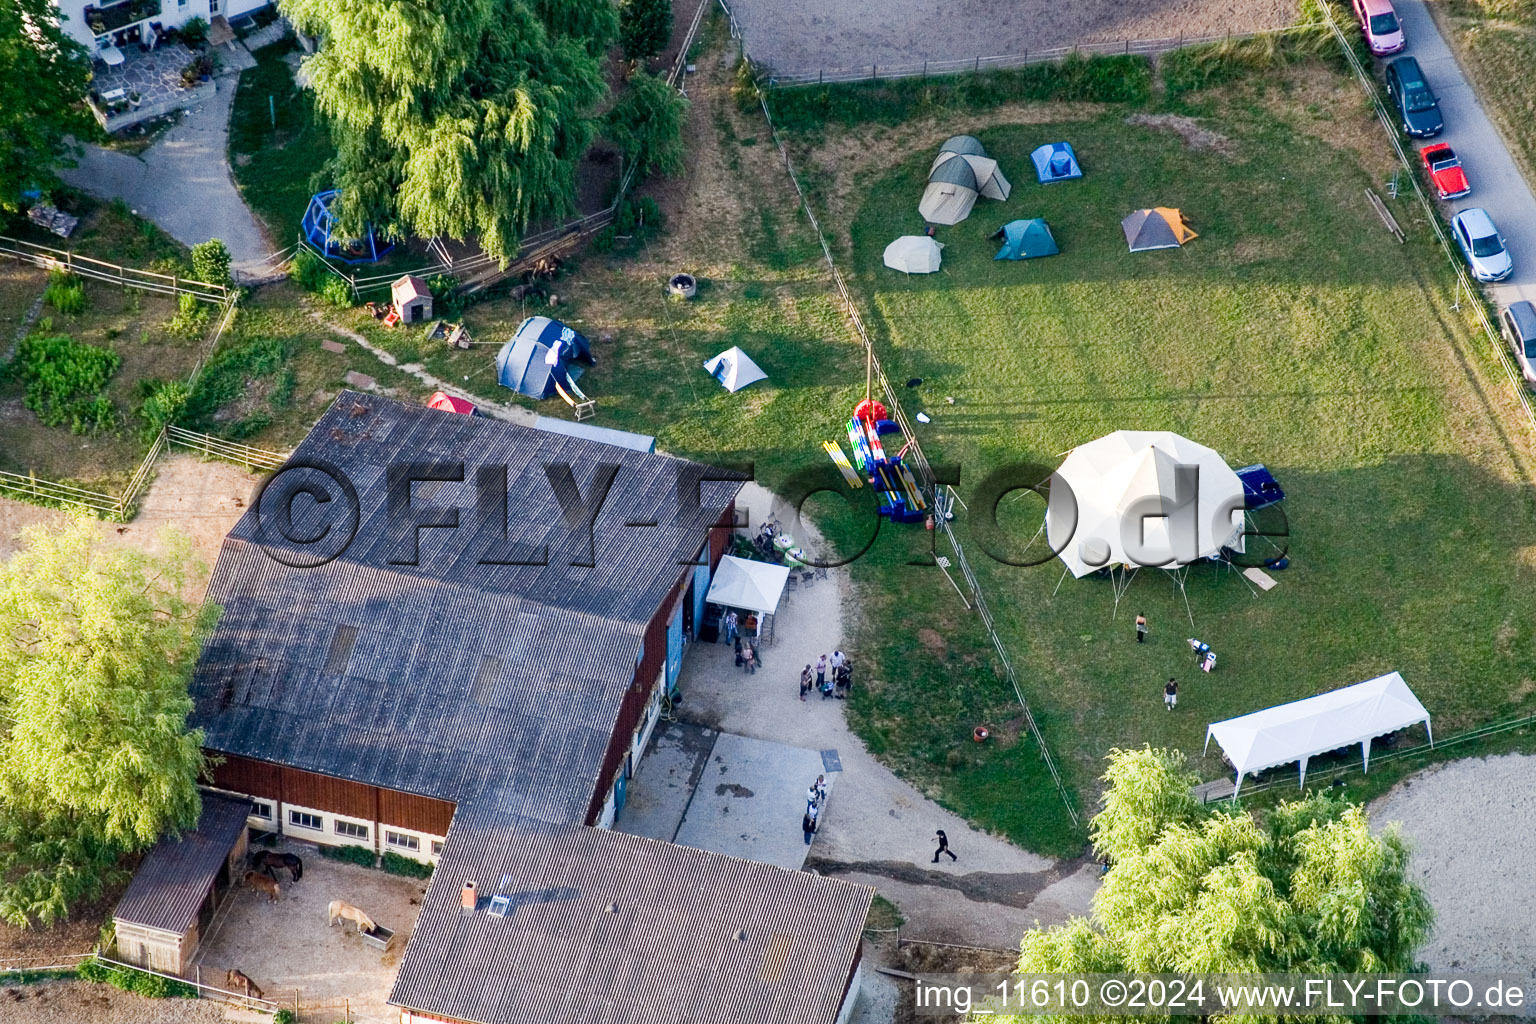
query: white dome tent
[
  {"left": 1043, "top": 430, "right": 1247, "bottom": 620},
  {"left": 883, "top": 235, "right": 944, "bottom": 274}
]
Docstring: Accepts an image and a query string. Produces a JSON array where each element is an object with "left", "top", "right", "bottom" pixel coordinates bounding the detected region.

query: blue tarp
[
  {"left": 1235, "top": 464, "right": 1285, "bottom": 510},
  {"left": 495, "top": 317, "right": 594, "bottom": 400},
  {"left": 1030, "top": 142, "right": 1082, "bottom": 184}
]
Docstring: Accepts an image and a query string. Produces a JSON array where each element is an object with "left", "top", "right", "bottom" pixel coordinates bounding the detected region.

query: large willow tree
[{"left": 283, "top": 0, "right": 615, "bottom": 259}]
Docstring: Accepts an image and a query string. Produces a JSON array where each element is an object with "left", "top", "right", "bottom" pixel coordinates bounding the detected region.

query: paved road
[
  {"left": 60, "top": 75, "right": 273, "bottom": 282},
  {"left": 1392, "top": 0, "right": 1536, "bottom": 308}
]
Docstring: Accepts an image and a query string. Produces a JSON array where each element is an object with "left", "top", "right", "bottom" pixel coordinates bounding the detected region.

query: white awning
[
  {"left": 1204, "top": 672, "right": 1432, "bottom": 797},
  {"left": 705, "top": 555, "right": 790, "bottom": 615}
]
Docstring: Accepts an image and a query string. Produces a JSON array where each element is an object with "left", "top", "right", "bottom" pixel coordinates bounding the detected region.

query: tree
[
  {"left": 190, "top": 238, "right": 232, "bottom": 287},
  {"left": 606, "top": 71, "right": 688, "bottom": 179},
  {"left": 619, "top": 0, "right": 671, "bottom": 61},
  {"left": 0, "top": 519, "right": 217, "bottom": 927},
  {"left": 281, "top": 0, "right": 615, "bottom": 260},
  {"left": 0, "top": 0, "right": 93, "bottom": 214},
  {"left": 996, "top": 748, "right": 1432, "bottom": 1022}
]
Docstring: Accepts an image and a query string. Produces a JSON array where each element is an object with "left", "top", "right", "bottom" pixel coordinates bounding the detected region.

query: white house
[{"left": 55, "top": 0, "right": 271, "bottom": 51}]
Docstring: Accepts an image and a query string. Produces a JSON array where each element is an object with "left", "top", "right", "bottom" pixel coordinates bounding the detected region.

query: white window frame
[
  {"left": 334, "top": 819, "right": 369, "bottom": 840},
  {"left": 385, "top": 830, "right": 420, "bottom": 852},
  {"left": 289, "top": 809, "right": 322, "bottom": 831},
  {"left": 430, "top": 840, "right": 444, "bottom": 858},
  {"left": 250, "top": 801, "right": 274, "bottom": 821}
]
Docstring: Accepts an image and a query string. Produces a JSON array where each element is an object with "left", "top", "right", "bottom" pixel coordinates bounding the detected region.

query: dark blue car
[{"left": 1385, "top": 56, "right": 1443, "bottom": 138}]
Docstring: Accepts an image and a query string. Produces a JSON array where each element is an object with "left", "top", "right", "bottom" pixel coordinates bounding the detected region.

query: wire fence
[
  {"left": 0, "top": 235, "right": 231, "bottom": 304},
  {"left": 725, "top": 0, "right": 1081, "bottom": 827},
  {"left": 765, "top": 26, "right": 1302, "bottom": 86}
]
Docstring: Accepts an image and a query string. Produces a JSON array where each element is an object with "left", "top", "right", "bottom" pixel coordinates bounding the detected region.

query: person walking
[
  {"left": 799, "top": 665, "right": 813, "bottom": 701},
  {"left": 724, "top": 610, "right": 738, "bottom": 643},
  {"left": 813, "top": 774, "right": 827, "bottom": 803},
  {"left": 733, "top": 634, "right": 743, "bottom": 667},
  {"left": 802, "top": 809, "right": 817, "bottom": 845},
  {"left": 932, "top": 829, "right": 956, "bottom": 863},
  {"left": 1135, "top": 613, "right": 1147, "bottom": 643},
  {"left": 742, "top": 641, "right": 756, "bottom": 674},
  {"left": 1164, "top": 677, "right": 1178, "bottom": 711},
  {"left": 830, "top": 650, "right": 846, "bottom": 673},
  {"left": 806, "top": 784, "right": 820, "bottom": 813},
  {"left": 815, "top": 654, "right": 828, "bottom": 691}
]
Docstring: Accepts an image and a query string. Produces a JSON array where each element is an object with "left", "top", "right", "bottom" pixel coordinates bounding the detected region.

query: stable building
[{"left": 181, "top": 393, "right": 872, "bottom": 1024}]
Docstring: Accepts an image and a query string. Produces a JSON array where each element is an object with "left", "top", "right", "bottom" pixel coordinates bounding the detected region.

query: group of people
[
  {"left": 725, "top": 610, "right": 762, "bottom": 674},
  {"left": 801, "top": 774, "right": 829, "bottom": 844},
  {"left": 1135, "top": 613, "right": 1217, "bottom": 711},
  {"left": 800, "top": 650, "right": 852, "bottom": 701}
]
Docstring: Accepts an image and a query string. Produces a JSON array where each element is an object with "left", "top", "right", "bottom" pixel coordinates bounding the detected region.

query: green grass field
[{"left": 830, "top": 98, "right": 1536, "bottom": 850}]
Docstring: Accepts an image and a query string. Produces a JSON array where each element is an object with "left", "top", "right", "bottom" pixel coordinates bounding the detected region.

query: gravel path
[
  {"left": 677, "top": 483, "right": 1093, "bottom": 944},
  {"left": 729, "top": 0, "right": 1298, "bottom": 75},
  {"left": 0, "top": 982, "right": 226, "bottom": 1024},
  {"left": 1368, "top": 754, "right": 1536, "bottom": 972}
]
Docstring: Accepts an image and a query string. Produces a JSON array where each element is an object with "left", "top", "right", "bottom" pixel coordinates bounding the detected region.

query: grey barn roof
[
  {"left": 113, "top": 793, "right": 250, "bottom": 935},
  {"left": 189, "top": 392, "right": 741, "bottom": 822},
  {"left": 391, "top": 817, "right": 872, "bottom": 1024}
]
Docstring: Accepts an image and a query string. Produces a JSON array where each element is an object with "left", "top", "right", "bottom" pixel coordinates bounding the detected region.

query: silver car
[
  {"left": 1452, "top": 208, "right": 1513, "bottom": 282},
  {"left": 1503, "top": 301, "right": 1536, "bottom": 384}
]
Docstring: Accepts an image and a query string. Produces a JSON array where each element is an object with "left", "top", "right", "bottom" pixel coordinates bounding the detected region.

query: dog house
[
  {"left": 392, "top": 275, "right": 433, "bottom": 323},
  {"left": 112, "top": 792, "right": 251, "bottom": 976}
]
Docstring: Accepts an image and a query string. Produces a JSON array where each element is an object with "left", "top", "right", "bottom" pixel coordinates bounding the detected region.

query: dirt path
[{"left": 677, "top": 483, "right": 1094, "bottom": 946}]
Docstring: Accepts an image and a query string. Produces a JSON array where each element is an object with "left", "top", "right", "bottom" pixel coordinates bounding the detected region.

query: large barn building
[{"left": 179, "top": 393, "right": 871, "bottom": 1024}]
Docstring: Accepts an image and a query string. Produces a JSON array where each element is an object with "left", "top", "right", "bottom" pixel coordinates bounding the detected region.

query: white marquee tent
[
  {"left": 706, "top": 555, "right": 791, "bottom": 617},
  {"left": 1045, "top": 430, "right": 1246, "bottom": 580},
  {"left": 1204, "top": 672, "right": 1432, "bottom": 797},
  {"left": 703, "top": 347, "right": 768, "bottom": 393},
  {"left": 883, "top": 235, "right": 944, "bottom": 274}
]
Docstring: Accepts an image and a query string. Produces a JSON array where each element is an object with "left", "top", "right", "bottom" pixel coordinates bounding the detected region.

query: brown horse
[
  {"left": 251, "top": 849, "right": 303, "bottom": 882},
  {"left": 226, "top": 969, "right": 264, "bottom": 999},
  {"left": 243, "top": 871, "right": 280, "bottom": 903},
  {"left": 327, "top": 899, "right": 376, "bottom": 934}
]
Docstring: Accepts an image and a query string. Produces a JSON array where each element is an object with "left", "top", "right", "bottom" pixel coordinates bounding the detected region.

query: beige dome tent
[
  {"left": 883, "top": 235, "right": 944, "bottom": 274},
  {"left": 919, "top": 135, "right": 1012, "bottom": 226}
]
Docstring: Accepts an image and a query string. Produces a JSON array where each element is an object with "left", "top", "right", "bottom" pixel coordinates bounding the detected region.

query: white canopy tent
[
  {"left": 1204, "top": 672, "right": 1432, "bottom": 798},
  {"left": 883, "top": 235, "right": 944, "bottom": 274},
  {"left": 706, "top": 555, "right": 791, "bottom": 619},
  {"left": 703, "top": 347, "right": 768, "bottom": 393}
]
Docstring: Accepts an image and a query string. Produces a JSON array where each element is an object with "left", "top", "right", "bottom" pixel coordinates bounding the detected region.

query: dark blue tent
[
  {"left": 1030, "top": 142, "right": 1083, "bottom": 184},
  {"left": 302, "top": 190, "right": 394, "bottom": 264},
  {"left": 495, "top": 317, "right": 595, "bottom": 400}
]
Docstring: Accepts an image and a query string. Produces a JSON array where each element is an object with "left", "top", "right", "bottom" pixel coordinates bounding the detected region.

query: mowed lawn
[{"left": 835, "top": 109, "right": 1536, "bottom": 850}]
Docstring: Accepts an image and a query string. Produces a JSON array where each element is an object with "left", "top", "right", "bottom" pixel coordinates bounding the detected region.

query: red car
[{"left": 1420, "top": 143, "right": 1471, "bottom": 200}]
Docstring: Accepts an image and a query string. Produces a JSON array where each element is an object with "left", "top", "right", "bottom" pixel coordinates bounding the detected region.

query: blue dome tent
[
  {"left": 301, "top": 190, "right": 394, "bottom": 264},
  {"left": 495, "top": 317, "right": 595, "bottom": 401},
  {"left": 1031, "top": 142, "right": 1083, "bottom": 184},
  {"left": 991, "top": 218, "right": 1059, "bottom": 260}
]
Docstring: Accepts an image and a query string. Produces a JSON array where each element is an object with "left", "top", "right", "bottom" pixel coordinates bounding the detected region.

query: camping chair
[
  {"left": 814, "top": 566, "right": 829, "bottom": 582},
  {"left": 800, "top": 570, "right": 816, "bottom": 588}
]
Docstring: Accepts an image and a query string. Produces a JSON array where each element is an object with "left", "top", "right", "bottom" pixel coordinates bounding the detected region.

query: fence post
[
  {"left": 922, "top": 59, "right": 927, "bottom": 80},
  {"left": 975, "top": 55, "right": 980, "bottom": 72}
]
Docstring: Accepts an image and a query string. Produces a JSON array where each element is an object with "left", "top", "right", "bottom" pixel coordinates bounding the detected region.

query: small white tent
[
  {"left": 703, "top": 347, "right": 768, "bottom": 393},
  {"left": 1205, "top": 672, "right": 1432, "bottom": 797},
  {"left": 883, "top": 236, "right": 944, "bottom": 274},
  {"left": 1045, "top": 430, "right": 1245, "bottom": 579},
  {"left": 706, "top": 555, "right": 791, "bottom": 616}
]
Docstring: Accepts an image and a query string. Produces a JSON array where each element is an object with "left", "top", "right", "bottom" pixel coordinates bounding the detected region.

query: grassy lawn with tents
[{"left": 823, "top": 85, "right": 1536, "bottom": 847}]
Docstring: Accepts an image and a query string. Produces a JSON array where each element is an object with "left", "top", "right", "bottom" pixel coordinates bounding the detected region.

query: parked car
[
  {"left": 1385, "top": 57, "right": 1443, "bottom": 138},
  {"left": 1502, "top": 301, "right": 1536, "bottom": 384},
  {"left": 1419, "top": 143, "right": 1471, "bottom": 199},
  {"left": 1452, "top": 208, "right": 1513, "bottom": 282},
  {"left": 1353, "top": 0, "right": 1405, "bottom": 55}
]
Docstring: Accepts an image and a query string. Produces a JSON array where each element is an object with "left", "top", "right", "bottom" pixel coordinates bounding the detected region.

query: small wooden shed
[
  {"left": 112, "top": 792, "right": 251, "bottom": 976},
  {"left": 392, "top": 275, "right": 433, "bottom": 323}
]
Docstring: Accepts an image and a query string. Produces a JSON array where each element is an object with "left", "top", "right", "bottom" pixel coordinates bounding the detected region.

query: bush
[
  {"left": 274, "top": 1010, "right": 296, "bottom": 1024},
  {"left": 290, "top": 248, "right": 356, "bottom": 307},
  {"left": 138, "top": 379, "right": 190, "bottom": 437},
  {"left": 76, "top": 957, "right": 196, "bottom": 999},
  {"left": 318, "top": 843, "right": 377, "bottom": 868},
  {"left": 164, "top": 291, "right": 211, "bottom": 340},
  {"left": 619, "top": 0, "right": 670, "bottom": 59},
  {"left": 190, "top": 238, "right": 232, "bottom": 287},
  {"left": 43, "top": 272, "right": 87, "bottom": 315},
  {"left": 765, "top": 53, "right": 1153, "bottom": 132},
  {"left": 1161, "top": 27, "right": 1335, "bottom": 97},
  {"left": 606, "top": 71, "right": 689, "bottom": 179},
  {"left": 593, "top": 196, "right": 663, "bottom": 253},
  {"left": 382, "top": 851, "right": 434, "bottom": 878},
  {"left": 11, "top": 334, "right": 120, "bottom": 433},
  {"left": 180, "top": 15, "right": 209, "bottom": 45},
  {"left": 181, "top": 335, "right": 293, "bottom": 435}
]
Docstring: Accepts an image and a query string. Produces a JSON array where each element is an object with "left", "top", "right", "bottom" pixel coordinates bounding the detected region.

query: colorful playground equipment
[
  {"left": 828, "top": 399, "right": 927, "bottom": 523},
  {"left": 301, "top": 190, "right": 394, "bottom": 264}
]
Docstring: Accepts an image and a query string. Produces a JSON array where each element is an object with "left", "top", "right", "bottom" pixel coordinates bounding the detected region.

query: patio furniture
[{"left": 100, "top": 44, "right": 126, "bottom": 66}]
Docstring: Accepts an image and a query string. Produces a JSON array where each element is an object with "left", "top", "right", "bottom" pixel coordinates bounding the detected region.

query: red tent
[{"left": 427, "top": 391, "right": 477, "bottom": 416}]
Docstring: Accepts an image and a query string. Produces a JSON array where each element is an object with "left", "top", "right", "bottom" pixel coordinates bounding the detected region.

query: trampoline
[{"left": 302, "top": 190, "right": 394, "bottom": 264}]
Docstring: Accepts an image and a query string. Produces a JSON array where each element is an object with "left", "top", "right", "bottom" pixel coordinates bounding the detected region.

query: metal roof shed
[{"left": 112, "top": 792, "right": 252, "bottom": 976}]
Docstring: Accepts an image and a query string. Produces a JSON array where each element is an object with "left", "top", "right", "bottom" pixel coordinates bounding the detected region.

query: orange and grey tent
[{"left": 1122, "top": 208, "right": 1197, "bottom": 252}]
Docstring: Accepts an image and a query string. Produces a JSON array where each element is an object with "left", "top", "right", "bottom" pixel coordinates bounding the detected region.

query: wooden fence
[
  {"left": 167, "top": 425, "right": 291, "bottom": 471},
  {"left": 0, "top": 235, "right": 231, "bottom": 304}
]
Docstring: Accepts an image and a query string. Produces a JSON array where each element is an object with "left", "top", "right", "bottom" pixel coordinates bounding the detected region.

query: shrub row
[
  {"left": 76, "top": 956, "right": 197, "bottom": 999},
  {"left": 1161, "top": 24, "right": 1339, "bottom": 97},
  {"left": 10, "top": 333, "right": 120, "bottom": 434}
]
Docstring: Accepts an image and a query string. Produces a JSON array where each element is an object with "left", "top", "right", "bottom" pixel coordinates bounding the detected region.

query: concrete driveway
[
  {"left": 1391, "top": 0, "right": 1536, "bottom": 307},
  {"left": 60, "top": 78, "right": 273, "bottom": 282}
]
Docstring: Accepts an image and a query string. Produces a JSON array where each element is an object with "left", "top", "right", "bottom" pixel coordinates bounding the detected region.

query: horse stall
[{"left": 112, "top": 792, "right": 251, "bottom": 976}]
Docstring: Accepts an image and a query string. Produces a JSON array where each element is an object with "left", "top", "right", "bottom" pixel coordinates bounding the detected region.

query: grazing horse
[
  {"left": 251, "top": 850, "right": 303, "bottom": 882},
  {"left": 226, "top": 969, "right": 264, "bottom": 1000},
  {"left": 327, "top": 899, "right": 376, "bottom": 935},
  {"left": 243, "top": 871, "right": 280, "bottom": 902}
]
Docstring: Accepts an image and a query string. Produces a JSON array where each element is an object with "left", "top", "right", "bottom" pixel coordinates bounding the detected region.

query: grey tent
[
  {"left": 1121, "top": 208, "right": 1197, "bottom": 252},
  {"left": 920, "top": 136, "right": 1011, "bottom": 225}
]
